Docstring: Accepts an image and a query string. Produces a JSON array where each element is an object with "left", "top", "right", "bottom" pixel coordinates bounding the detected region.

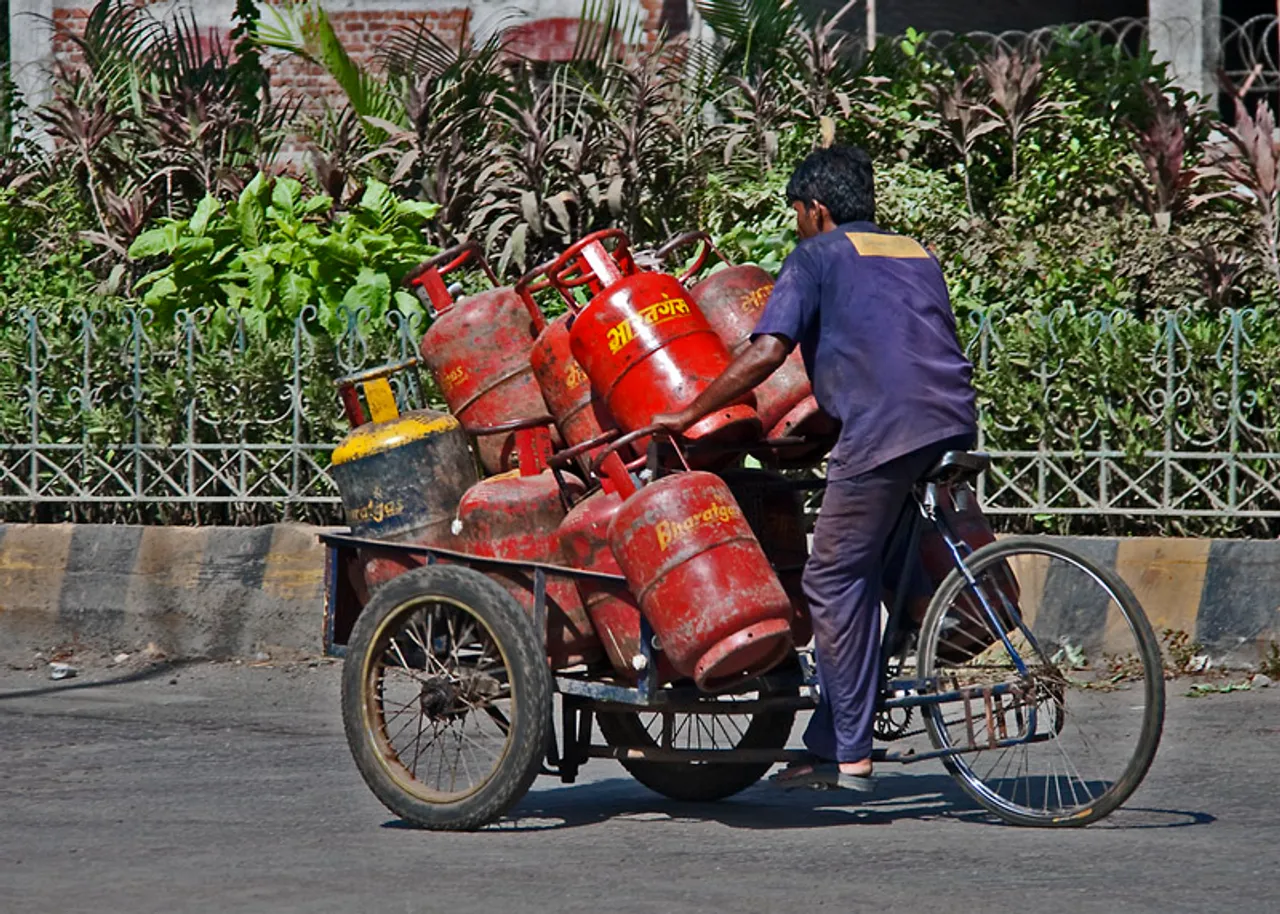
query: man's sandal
[{"left": 768, "top": 760, "right": 877, "bottom": 793}]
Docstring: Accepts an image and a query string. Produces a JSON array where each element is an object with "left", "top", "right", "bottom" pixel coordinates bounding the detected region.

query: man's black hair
[{"left": 785, "top": 145, "right": 875, "bottom": 225}]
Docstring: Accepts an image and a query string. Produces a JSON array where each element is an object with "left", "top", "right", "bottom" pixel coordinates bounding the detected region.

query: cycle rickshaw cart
[{"left": 321, "top": 416, "right": 1166, "bottom": 832}]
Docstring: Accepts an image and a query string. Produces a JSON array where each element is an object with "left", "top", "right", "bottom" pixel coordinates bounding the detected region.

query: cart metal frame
[{"left": 320, "top": 453, "right": 1053, "bottom": 786}]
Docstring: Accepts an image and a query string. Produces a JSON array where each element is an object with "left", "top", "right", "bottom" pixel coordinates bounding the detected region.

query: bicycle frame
[{"left": 869, "top": 476, "right": 1058, "bottom": 761}]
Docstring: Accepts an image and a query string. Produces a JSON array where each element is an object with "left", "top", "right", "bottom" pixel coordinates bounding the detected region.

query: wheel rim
[
  {"left": 361, "top": 594, "right": 517, "bottom": 803},
  {"left": 922, "top": 545, "right": 1162, "bottom": 823}
]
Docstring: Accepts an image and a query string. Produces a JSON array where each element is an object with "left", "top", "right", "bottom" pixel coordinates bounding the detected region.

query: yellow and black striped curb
[
  {"left": 0, "top": 525, "right": 1276, "bottom": 665},
  {"left": 994, "top": 536, "right": 1278, "bottom": 667},
  {"left": 0, "top": 523, "right": 333, "bottom": 661}
]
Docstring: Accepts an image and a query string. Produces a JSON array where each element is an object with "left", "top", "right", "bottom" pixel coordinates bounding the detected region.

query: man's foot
[{"left": 769, "top": 757, "right": 876, "bottom": 792}]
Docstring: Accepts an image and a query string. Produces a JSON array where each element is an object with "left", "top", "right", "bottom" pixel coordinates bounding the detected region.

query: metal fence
[
  {"left": 967, "top": 306, "right": 1280, "bottom": 535},
  {"left": 3, "top": 305, "right": 1278, "bottom": 534},
  {"left": 0, "top": 306, "right": 426, "bottom": 525}
]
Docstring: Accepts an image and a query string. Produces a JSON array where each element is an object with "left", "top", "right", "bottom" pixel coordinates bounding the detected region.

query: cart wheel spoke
[
  {"left": 342, "top": 565, "right": 552, "bottom": 831},
  {"left": 595, "top": 676, "right": 799, "bottom": 803}
]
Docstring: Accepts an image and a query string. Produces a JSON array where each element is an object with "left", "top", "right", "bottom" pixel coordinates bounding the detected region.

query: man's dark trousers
[{"left": 802, "top": 434, "right": 974, "bottom": 762}]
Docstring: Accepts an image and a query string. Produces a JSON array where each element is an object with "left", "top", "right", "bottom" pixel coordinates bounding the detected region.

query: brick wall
[
  {"left": 42, "top": 0, "right": 675, "bottom": 132},
  {"left": 33, "top": 0, "right": 1160, "bottom": 138},
  {"left": 46, "top": 0, "right": 665, "bottom": 72}
]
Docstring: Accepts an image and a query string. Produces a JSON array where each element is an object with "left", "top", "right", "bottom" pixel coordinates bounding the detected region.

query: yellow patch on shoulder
[{"left": 846, "top": 232, "right": 930, "bottom": 259}]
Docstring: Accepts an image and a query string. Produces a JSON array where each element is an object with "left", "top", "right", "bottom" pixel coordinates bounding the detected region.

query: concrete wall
[
  {"left": 1149, "top": 0, "right": 1222, "bottom": 97},
  {"left": 2, "top": 523, "right": 1277, "bottom": 667},
  {"left": 9, "top": 0, "right": 55, "bottom": 138}
]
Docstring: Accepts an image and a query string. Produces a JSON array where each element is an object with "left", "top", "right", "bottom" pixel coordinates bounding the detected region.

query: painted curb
[
  {"left": 0, "top": 525, "right": 1276, "bottom": 666},
  {"left": 0, "top": 523, "right": 333, "bottom": 662}
]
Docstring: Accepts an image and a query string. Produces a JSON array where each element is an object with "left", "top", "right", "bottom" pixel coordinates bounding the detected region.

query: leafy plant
[
  {"left": 1123, "top": 83, "right": 1207, "bottom": 230},
  {"left": 926, "top": 74, "right": 1000, "bottom": 215},
  {"left": 976, "top": 50, "right": 1062, "bottom": 182},
  {"left": 35, "top": 0, "right": 288, "bottom": 259},
  {"left": 129, "top": 174, "right": 439, "bottom": 337},
  {"left": 1196, "top": 96, "right": 1280, "bottom": 289}
]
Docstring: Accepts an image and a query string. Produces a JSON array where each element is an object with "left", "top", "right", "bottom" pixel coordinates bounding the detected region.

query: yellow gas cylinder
[{"left": 330, "top": 359, "right": 478, "bottom": 592}]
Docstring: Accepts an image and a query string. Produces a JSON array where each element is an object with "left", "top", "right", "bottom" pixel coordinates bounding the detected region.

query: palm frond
[
  {"left": 254, "top": 0, "right": 405, "bottom": 135},
  {"left": 62, "top": 1, "right": 163, "bottom": 105},
  {"left": 571, "top": 0, "right": 644, "bottom": 71},
  {"left": 694, "top": 0, "right": 802, "bottom": 76}
]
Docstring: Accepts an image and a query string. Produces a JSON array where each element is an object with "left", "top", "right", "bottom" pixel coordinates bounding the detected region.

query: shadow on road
[
  {"left": 0, "top": 660, "right": 193, "bottom": 701},
  {"left": 383, "top": 772, "right": 1214, "bottom": 833}
]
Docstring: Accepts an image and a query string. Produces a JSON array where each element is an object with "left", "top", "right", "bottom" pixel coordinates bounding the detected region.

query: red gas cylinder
[
  {"left": 766, "top": 394, "right": 841, "bottom": 468},
  {"left": 559, "top": 487, "right": 679, "bottom": 683},
  {"left": 406, "top": 241, "right": 551, "bottom": 476},
  {"left": 521, "top": 263, "right": 623, "bottom": 472},
  {"left": 546, "top": 230, "right": 762, "bottom": 456},
  {"left": 606, "top": 450, "right": 793, "bottom": 691},
  {"left": 720, "top": 469, "right": 813, "bottom": 647},
  {"left": 453, "top": 434, "right": 600, "bottom": 670},
  {"left": 657, "top": 233, "right": 820, "bottom": 436},
  {"left": 531, "top": 314, "right": 596, "bottom": 442}
]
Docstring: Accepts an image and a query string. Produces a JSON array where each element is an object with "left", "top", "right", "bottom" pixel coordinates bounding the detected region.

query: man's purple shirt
[{"left": 751, "top": 221, "right": 977, "bottom": 480}]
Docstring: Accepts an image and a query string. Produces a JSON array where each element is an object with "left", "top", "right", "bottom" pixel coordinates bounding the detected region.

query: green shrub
[{"left": 128, "top": 174, "right": 439, "bottom": 338}]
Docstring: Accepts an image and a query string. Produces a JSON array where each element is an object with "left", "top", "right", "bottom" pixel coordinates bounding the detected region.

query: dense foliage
[
  {"left": 129, "top": 175, "right": 439, "bottom": 337},
  {"left": 2, "top": 0, "right": 1278, "bottom": 534}
]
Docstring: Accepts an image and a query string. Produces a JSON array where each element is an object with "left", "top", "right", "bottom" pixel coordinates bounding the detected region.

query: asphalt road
[{"left": 1, "top": 659, "right": 1276, "bottom": 914}]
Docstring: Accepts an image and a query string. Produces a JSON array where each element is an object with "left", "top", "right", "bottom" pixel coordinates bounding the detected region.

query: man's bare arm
[{"left": 650, "top": 334, "right": 791, "bottom": 433}]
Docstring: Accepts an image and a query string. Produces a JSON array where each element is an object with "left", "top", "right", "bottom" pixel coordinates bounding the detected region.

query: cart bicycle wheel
[
  {"left": 341, "top": 564, "right": 552, "bottom": 831},
  {"left": 596, "top": 678, "right": 796, "bottom": 802},
  {"left": 917, "top": 536, "right": 1164, "bottom": 827}
]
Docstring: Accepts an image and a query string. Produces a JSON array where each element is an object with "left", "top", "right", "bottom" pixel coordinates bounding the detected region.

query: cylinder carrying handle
[
  {"left": 546, "top": 229, "right": 636, "bottom": 311},
  {"left": 404, "top": 241, "right": 499, "bottom": 289},
  {"left": 334, "top": 358, "right": 420, "bottom": 427},
  {"left": 465, "top": 414, "right": 557, "bottom": 477},
  {"left": 652, "top": 230, "right": 726, "bottom": 285},
  {"left": 404, "top": 241, "right": 548, "bottom": 330},
  {"left": 586, "top": 424, "right": 692, "bottom": 497},
  {"left": 545, "top": 427, "right": 621, "bottom": 471},
  {"left": 514, "top": 259, "right": 557, "bottom": 321}
]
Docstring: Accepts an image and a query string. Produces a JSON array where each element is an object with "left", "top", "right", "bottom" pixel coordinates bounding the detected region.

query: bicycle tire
[{"left": 918, "top": 536, "right": 1164, "bottom": 827}]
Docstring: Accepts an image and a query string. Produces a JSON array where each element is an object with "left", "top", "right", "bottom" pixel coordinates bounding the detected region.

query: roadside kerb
[{"left": 0, "top": 524, "right": 1276, "bottom": 667}]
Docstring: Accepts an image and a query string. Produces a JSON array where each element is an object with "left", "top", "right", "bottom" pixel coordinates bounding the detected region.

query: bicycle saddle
[{"left": 922, "top": 450, "right": 990, "bottom": 485}]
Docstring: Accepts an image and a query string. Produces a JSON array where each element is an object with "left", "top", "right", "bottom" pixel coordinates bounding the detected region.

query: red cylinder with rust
[
  {"left": 721, "top": 469, "right": 813, "bottom": 647},
  {"left": 531, "top": 313, "right": 620, "bottom": 470},
  {"left": 454, "top": 469, "right": 601, "bottom": 670},
  {"left": 408, "top": 243, "right": 551, "bottom": 475},
  {"left": 559, "top": 489, "right": 678, "bottom": 683},
  {"left": 689, "top": 264, "right": 820, "bottom": 435},
  {"left": 608, "top": 471, "right": 793, "bottom": 690},
  {"left": 550, "top": 231, "right": 761, "bottom": 451}
]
